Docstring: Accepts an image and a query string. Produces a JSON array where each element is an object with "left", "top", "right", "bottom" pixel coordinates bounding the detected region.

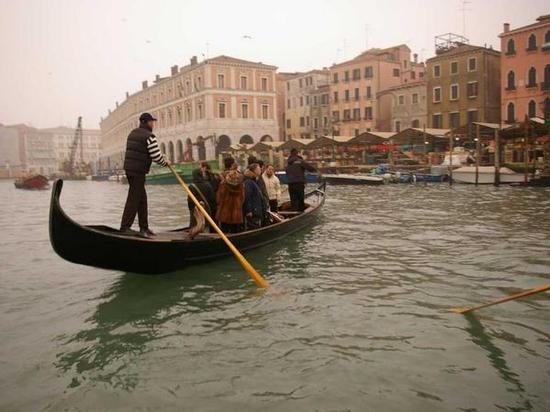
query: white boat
[{"left": 452, "top": 166, "right": 528, "bottom": 184}]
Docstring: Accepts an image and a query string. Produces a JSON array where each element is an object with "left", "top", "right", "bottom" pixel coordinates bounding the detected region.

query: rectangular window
[
  {"left": 433, "top": 65, "right": 441, "bottom": 77},
  {"left": 286, "top": 82, "right": 290, "bottom": 91},
  {"left": 468, "top": 57, "right": 477, "bottom": 72},
  {"left": 332, "top": 111, "right": 340, "bottom": 121},
  {"left": 240, "top": 76, "right": 248, "bottom": 89},
  {"left": 352, "top": 68, "right": 361, "bottom": 80},
  {"left": 366, "top": 86, "right": 372, "bottom": 99},
  {"left": 353, "top": 108, "right": 361, "bottom": 120},
  {"left": 261, "top": 105, "right": 269, "bottom": 119},
  {"left": 344, "top": 71, "right": 350, "bottom": 81},
  {"left": 365, "top": 106, "right": 373, "bottom": 120},
  {"left": 393, "top": 68, "right": 400, "bottom": 77},
  {"left": 261, "top": 77, "right": 268, "bottom": 91},
  {"left": 432, "top": 113, "right": 442, "bottom": 128},
  {"left": 344, "top": 90, "right": 350, "bottom": 101},
  {"left": 412, "top": 93, "right": 419, "bottom": 104},
  {"left": 411, "top": 71, "right": 416, "bottom": 80},
  {"left": 198, "top": 104, "right": 203, "bottom": 119},
  {"left": 343, "top": 109, "right": 351, "bottom": 120},
  {"left": 364, "top": 66, "right": 373, "bottom": 78},
  {"left": 467, "top": 110, "right": 478, "bottom": 124},
  {"left": 333, "top": 91, "right": 338, "bottom": 102},
  {"left": 300, "top": 97, "right": 304, "bottom": 106},
  {"left": 287, "top": 99, "right": 291, "bottom": 109},
  {"left": 449, "top": 112, "right": 460, "bottom": 129},
  {"left": 354, "top": 88, "right": 359, "bottom": 100},
  {"left": 467, "top": 81, "right": 478, "bottom": 98},
  {"left": 299, "top": 78, "right": 303, "bottom": 88},
  {"left": 217, "top": 74, "right": 225, "bottom": 88},
  {"left": 306, "top": 96, "right": 310, "bottom": 105},
  {"left": 241, "top": 103, "right": 248, "bottom": 119},
  {"left": 286, "top": 119, "right": 291, "bottom": 129},
  {"left": 323, "top": 116, "right": 328, "bottom": 126},
  {"left": 395, "top": 121, "right": 401, "bottom": 132},
  {"left": 313, "top": 96, "right": 318, "bottom": 106},
  {"left": 450, "top": 61, "right": 459, "bottom": 75},
  {"left": 433, "top": 87, "right": 442, "bottom": 103},
  {"left": 306, "top": 116, "right": 310, "bottom": 126},
  {"left": 300, "top": 117, "right": 305, "bottom": 127},
  {"left": 398, "top": 95, "right": 405, "bottom": 105},
  {"left": 314, "top": 118, "right": 319, "bottom": 128},
  {"left": 450, "top": 84, "right": 459, "bottom": 101},
  {"left": 218, "top": 102, "right": 226, "bottom": 118},
  {"left": 333, "top": 73, "right": 339, "bottom": 83}
]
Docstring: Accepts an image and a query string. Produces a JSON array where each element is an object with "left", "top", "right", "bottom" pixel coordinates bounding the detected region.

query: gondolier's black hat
[{"left": 139, "top": 112, "right": 157, "bottom": 122}]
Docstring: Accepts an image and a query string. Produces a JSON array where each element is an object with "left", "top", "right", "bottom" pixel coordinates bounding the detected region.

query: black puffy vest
[{"left": 123, "top": 127, "right": 153, "bottom": 174}]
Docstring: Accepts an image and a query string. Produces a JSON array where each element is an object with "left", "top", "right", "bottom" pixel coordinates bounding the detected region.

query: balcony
[
  {"left": 526, "top": 83, "right": 538, "bottom": 89},
  {"left": 505, "top": 85, "right": 516, "bottom": 91},
  {"left": 541, "top": 82, "right": 550, "bottom": 91},
  {"left": 526, "top": 46, "right": 538, "bottom": 52}
]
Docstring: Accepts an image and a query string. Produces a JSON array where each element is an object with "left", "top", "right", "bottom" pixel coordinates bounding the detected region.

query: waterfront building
[
  {"left": 100, "top": 55, "right": 279, "bottom": 168},
  {"left": 276, "top": 72, "right": 295, "bottom": 141},
  {"left": 499, "top": 15, "right": 550, "bottom": 122},
  {"left": 329, "top": 45, "right": 425, "bottom": 136},
  {"left": 284, "top": 70, "right": 330, "bottom": 140},
  {"left": 0, "top": 125, "right": 23, "bottom": 177},
  {"left": 6, "top": 125, "right": 57, "bottom": 175},
  {"left": 426, "top": 34, "right": 501, "bottom": 130},
  {"left": 41, "top": 126, "right": 101, "bottom": 171},
  {"left": 377, "top": 81, "right": 428, "bottom": 132}
]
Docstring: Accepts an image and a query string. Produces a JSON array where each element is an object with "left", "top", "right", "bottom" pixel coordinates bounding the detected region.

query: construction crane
[{"left": 67, "top": 116, "right": 83, "bottom": 176}]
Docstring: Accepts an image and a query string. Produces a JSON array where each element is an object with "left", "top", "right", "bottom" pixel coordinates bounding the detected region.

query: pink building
[{"left": 499, "top": 15, "right": 550, "bottom": 122}]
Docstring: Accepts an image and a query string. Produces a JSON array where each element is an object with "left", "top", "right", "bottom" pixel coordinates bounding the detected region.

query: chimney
[
  {"left": 115, "top": 101, "right": 119, "bottom": 108},
  {"left": 503, "top": 23, "right": 510, "bottom": 33},
  {"left": 190, "top": 56, "right": 198, "bottom": 65},
  {"left": 125, "top": 91, "right": 129, "bottom": 98},
  {"left": 171, "top": 65, "right": 179, "bottom": 76},
  {"left": 155, "top": 74, "right": 160, "bottom": 82},
  {"left": 108, "top": 109, "right": 111, "bottom": 115},
  {"left": 142, "top": 80, "right": 148, "bottom": 90},
  {"left": 413, "top": 53, "right": 418, "bottom": 63}
]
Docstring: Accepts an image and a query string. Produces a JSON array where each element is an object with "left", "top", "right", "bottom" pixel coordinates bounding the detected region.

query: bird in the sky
[{"left": 243, "top": 35, "right": 253, "bottom": 39}]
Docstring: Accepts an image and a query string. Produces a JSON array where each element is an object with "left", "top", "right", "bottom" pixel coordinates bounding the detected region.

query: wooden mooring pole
[
  {"left": 475, "top": 124, "right": 480, "bottom": 186},
  {"left": 449, "top": 131, "right": 454, "bottom": 186},
  {"left": 494, "top": 127, "right": 500, "bottom": 186}
]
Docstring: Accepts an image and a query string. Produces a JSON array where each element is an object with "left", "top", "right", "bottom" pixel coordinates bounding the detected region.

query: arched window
[
  {"left": 544, "top": 64, "right": 550, "bottom": 89},
  {"left": 411, "top": 119, "right": 420, "bottom": 128},
  {"left": 260, "top": 135, "right": 273, "bottom": 142},
  {"left": 507, "top": 38, "right": 516, "bottom": 55},
  {"left": 160, "top": 142, "right": 166, "bottom": 154},
  {"left": 507, "top": 71, "right": 516, "bottom": 90},
  {"left": 527, "top": 67, "right": 537, "bottom": 87},
  {"left": 196, "top": 136, "right": 206, "bottom": 161},
  {"left": 168, "top": 141, "right": 175, "bottom": 163},
  {"left": 527, "top": 34, "right": 537, "bottom": 50},
  {"left": 545, "top": 30, "right": 550, "bottom": 44},
  {"left": 176, "top": 140, "right": 183, "bottom": 162},
  {"left": 528, "top": 100, "right": 537, "bottom": 118},
  {"left": 216, "top": 135, "right": 231, "bottom": 157},
  {"left": 239, "top": 135, "right": 254, "bottom": 144},
  {"left": 507, "top": 102, "right": 515, "bottom": 123},
  {"left": 545, "top": 98, "right": 550, "bottom": 120}
]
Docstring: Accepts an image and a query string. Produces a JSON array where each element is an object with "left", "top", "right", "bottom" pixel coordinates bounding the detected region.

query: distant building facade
[
  {"left": 426, "top": 39, "right": 501, "bottom": 130},
  {"left": 499, "top": 16, "right": 550, "bottom": 122},
  {"left": 42, "top": 126, "right": 101, "bottom": 170},
  {"left": 6, "top": 125, "right": 57, "bottom": 175},
  {"left": 276, "top": 72, "right": 295, "bottom": 141},
  {"left": 377, "top": 81, "right": 428, "bottom": 132},
  {"left": 100, "top": 55, "right": 279, "bottom": 168},
  {"left": 329, "top": 45, "right": 425, "bottom": 135},
  {"left": 284, "top": 70, "right": 330, "bottom": 140},
  {"left": 0, "top": 125, "right": 23, "bottom": 177}
]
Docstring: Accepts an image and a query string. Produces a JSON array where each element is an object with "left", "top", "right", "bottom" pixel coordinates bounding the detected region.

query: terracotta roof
[
  {"left": 499, "top": 16, "right": 550, "bottom": 37},
  {"left": 206, "top": 55, "right": 277, "bottom": 69}
]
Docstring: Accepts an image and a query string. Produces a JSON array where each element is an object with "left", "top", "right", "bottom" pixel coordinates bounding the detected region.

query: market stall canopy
[
  {"left": 390, "top": 128, "right": 451, "bottom": 144},
  {"left": 278, "top": 138, "right": 314, "bottom": 151},
  {"left": 501, "top": 117, "right": 549, "bottom": 139},
  {"left": 348, "top": 131, "right": 395, "bottom": 145},
  {"left": 305, "top": 135, "right": 355, "bottom": 149},
  {"left": 452, "top": 122, "right": 514, "bottom": 139},
  {"left": 249, "top": 140, "right": 284, "bottom": 152}
]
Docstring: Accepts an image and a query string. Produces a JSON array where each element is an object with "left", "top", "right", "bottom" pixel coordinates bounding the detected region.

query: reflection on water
[{"left": 1, "top": 181, "right": 549, "bottom": 411}]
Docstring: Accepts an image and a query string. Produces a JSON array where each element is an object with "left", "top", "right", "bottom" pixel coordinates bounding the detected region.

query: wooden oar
[
  {"left": 167, "top": 165, "right": 270, "bottom": 289},
  {"left": 450, "top": 284, "right": 550, "bottom": 314}
]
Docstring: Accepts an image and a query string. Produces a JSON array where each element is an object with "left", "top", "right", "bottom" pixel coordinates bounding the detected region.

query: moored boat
[
  {"left": 275, "top": 171, "right": 319, "bottom": 185},
  {"left": 323, "top": 174, "right": 384, "bottom": 186},
  {"left": 14, "top": 174, "right": 49, "bottom": 190},
  {"left": 49, "top": 179, "right": 326, "bottom": 274},
  {"left": 452, "top": 166, "right": 528, "bottom": 184}
]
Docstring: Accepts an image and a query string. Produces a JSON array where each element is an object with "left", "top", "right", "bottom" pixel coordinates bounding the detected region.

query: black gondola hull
[{"left": 49, "top": 179, "right": 326, "bottom": 274}]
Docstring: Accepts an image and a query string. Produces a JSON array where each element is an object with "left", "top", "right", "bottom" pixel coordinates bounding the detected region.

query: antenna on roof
[{"left": 459, "top": 0, "right": 472, "bottom": 37}]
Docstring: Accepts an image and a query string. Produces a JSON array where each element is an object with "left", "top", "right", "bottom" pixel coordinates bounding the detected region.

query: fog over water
[{"left": 1, "top": 0, "right": 548, "bottom": 129}]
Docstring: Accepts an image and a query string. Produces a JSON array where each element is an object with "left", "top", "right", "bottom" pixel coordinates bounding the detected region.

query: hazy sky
[{"left": 1, "top": 0, "right": 547, "bottom": 129}]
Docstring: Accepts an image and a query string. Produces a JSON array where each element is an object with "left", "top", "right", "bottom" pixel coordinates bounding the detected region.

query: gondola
[{"left": 49, "top": 179, "right": 326, "bottom": 274}]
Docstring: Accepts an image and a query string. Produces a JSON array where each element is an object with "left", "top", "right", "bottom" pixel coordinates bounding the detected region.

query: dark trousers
[
  {"left": 120, "top": 174, "right": 148, "bottom": 230},
  {"left": 269, "top": 199, "right": 278, "bottom": 212},
  {"left": 288, "top": 182, "right": 305, "bottom": 211}
]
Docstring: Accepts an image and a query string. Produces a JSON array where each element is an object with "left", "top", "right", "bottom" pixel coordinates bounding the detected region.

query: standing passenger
[
  {"left": 262, "top": 164, "right": 282, "bottom": 212},
  {"left": 286, "top": 148, "right": 316, "bottom": 212},
  {"left": 215, "top": 170, "right": 245, "bottom": 233},
  {"left": 242, "top": 163, "right": 265, "bottom": 230}
]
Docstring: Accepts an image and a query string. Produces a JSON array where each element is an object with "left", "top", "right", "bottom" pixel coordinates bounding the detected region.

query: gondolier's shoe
[
  {"left": 139, "top": 228, "right": 157, "bottom": 238},
  {"left": 120, "top": 228, "right": 140, "bottom": 236}
]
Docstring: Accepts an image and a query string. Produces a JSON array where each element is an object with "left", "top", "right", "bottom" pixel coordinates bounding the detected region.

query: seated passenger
[
  {"left": 243, "top": 163, "right": 265, "bottom": 230},
  {"left": 188, "top": 169, "right": 217, "bottom": 231},
  {"left": 215, "top": 170, "right": 245, "bottom": 233}
]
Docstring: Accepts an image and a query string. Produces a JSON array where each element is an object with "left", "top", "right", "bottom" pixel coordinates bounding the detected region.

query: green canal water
[{"left": 0, "top": 179, "right": 549, "bottom": 411}]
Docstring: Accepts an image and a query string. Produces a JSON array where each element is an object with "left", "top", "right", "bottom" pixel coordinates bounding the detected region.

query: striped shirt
[{"left": 146, "top": 135, "right": 168, "bottom": 166}]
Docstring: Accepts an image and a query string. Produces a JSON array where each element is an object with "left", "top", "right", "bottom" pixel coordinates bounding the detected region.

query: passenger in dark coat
[
  {"left": 242, "top": 163, "right": 264, "bottom": 230},
  {"left": 187, "top": 169, "right": 217, "bottom": 230},
  {"left": 216, "top": 170, "right": 245, "bottom": 233},
  {"left": 286, "top": 148, "right": 316, "bottom": 212}
]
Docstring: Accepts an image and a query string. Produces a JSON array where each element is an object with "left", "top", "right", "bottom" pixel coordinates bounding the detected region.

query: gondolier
[
  {"left": 286, "top": 148, "right": 316, "bottom": 211},
  {"left": 120, "top": 112, "right": 171, "bottom": 237}
]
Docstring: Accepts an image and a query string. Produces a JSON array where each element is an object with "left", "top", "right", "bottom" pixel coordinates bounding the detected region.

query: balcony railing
[{"left": 526, "top": 82, "right": 538, "bottom": 89}]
